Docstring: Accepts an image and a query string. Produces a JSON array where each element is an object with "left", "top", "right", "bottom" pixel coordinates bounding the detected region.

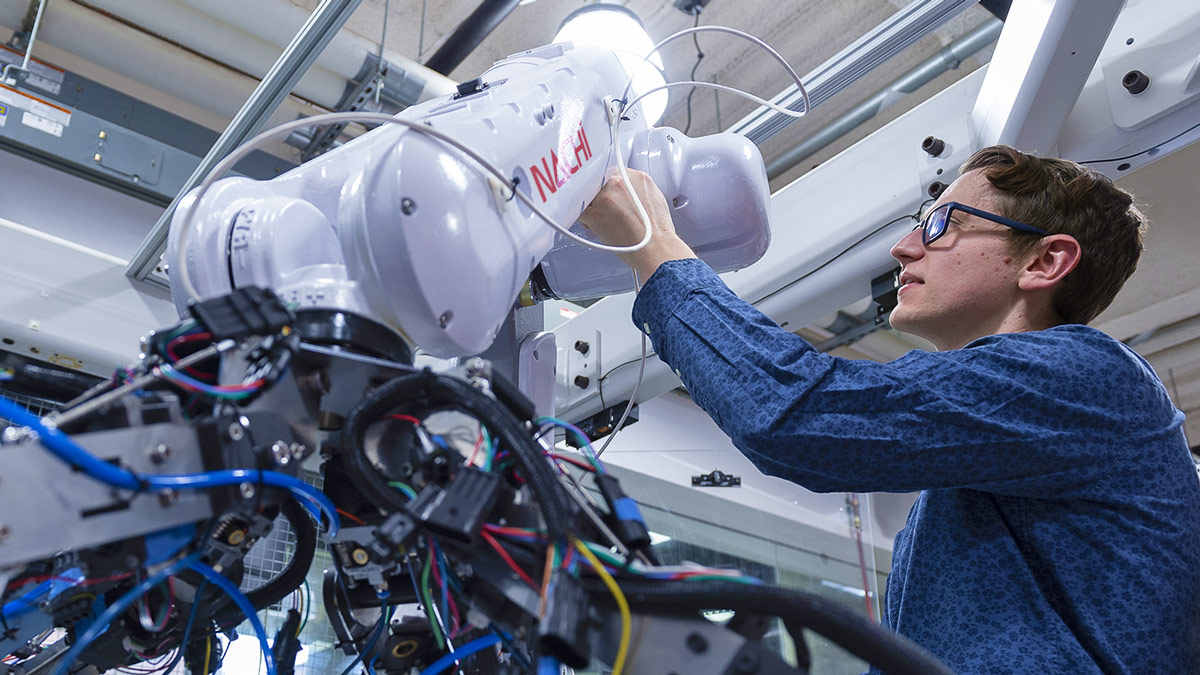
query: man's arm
[{"left": 579, "top": 172, "right": 1181, "bottom": 496}]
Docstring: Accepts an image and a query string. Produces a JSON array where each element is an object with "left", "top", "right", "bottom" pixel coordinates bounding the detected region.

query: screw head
[
  {"left": 148, "top": 444, "right": 171, "bottom": 465},
  {"left": 227, "top": 422, "right": 244, "bottom": 442},
  {"left": 401, "top": 198, "right": 417, "bottom": 215},
  {"left": 351, "top": 548, "right": 370, "bottom": 566},
  {"left": 573, "top": 340, "right": 590, "bottom": 355},
  {"left": 289, "top": 443, "right": 307, "bottom": 460},
  {"left": 438, "top": 311, "right": 453, "bottom": 328},
  {"left": 158, "top": 489, "right": 179, "bottom": 507},
  {"left": 927, "top": 181, "right": 947, "bottom": 199},
  {"left": 239, "top": 482, "right": 256, "bottom": 499},
  {"left": 573, "top": 375, "right": 590, "bottom": 389},
  {"left": 271, "top": 441, "right": 291, "bottom": 466},
  {"left": 0, "top": 524, "right": 10, "bottom": 544}
]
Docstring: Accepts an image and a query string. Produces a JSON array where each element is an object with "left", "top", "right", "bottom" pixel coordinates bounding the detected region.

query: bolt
[
  {"left": 148, "top": 444, "right": 171, "bottom": 465},
  {"left": 574, "top": 375, "right": 590, "bottom": 389},
  {"left": 1122, "top": 69, "right": 1150, "bottom": 95},
  {"left": 733, "top": 650, "right": 760, "bottom": 674},
  {"left": 927, "top": 181, "right": 947, "bottom": 199},
  {"left": 0, "top": 524, "right": 10, "bottom": 544},
  {"left": 401, "top": 198, "right": 417, "bottom": 215},
  {"left": 239, "top": 482, "right": 256, "bottom": 500},
  {"left": 438, "top": 311, "right": 453, "bottom": 329},
  {"left": 289, "top": 443, "right": 307, "bottom": 461},
  {"left": 573, "top": 340, "right": 590, "bottom": 355},
  {"left": 921, "top": 135, "right": 945, "bottom": 157},
  {"left": 158, "top": 489, "right": 179, "bottom": 507},
  {"left": 685, "top": 632, "right": 708, "bottom": 654},
  {"left": 271, "top": 441, "right": 291, "bottom": 466},
  {"left": 227, "top": 422, "right": 244, "bottom": 442}
]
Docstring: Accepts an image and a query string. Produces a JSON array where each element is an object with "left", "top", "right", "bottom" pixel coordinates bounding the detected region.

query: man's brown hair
[{"left": 961, "top": 145, "right": 1148, "bottom": 325}]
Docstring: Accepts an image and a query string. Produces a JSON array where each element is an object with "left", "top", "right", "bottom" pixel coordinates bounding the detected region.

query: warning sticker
[
  {"left": 0, "top": 103, "right": 6, "bottom": 128},
  {"left": 22, "top": 110, "right": 62, "bottom": 137},
  {"left": 0, "top": 83, "right": 70, "bottom": 129},
  {"left": 0, "top": 45, "right": 64, "bottom": 96}
]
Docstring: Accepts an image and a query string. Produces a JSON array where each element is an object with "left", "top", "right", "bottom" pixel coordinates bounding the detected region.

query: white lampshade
[{"left": 554, "top": 4, "right": 668, "bottom": 124}]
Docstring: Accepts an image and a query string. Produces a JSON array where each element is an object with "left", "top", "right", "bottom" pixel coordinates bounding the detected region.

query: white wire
[
  {"left": 174, "top": 111, "right": 659, "bottom": 304},
  {"left": 594, "top": 27, "right": 810, "bottom": 456}
]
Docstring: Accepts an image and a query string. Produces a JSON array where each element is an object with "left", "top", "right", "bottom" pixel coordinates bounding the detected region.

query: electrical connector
[
  {"left": 188, "top": 287, "right": 294, "bottom": 340},
  {"left": 272, "top": 609, "right": 304, "bottom": 675},
  {"left": 537, "top": 573, "right": 591, "bottom": 668},
  {"left": 406, "top": 468, "right": 500, "bottom": 541},
  {"left": 595, "top": 474, "right": 652, "bottom": 551}
]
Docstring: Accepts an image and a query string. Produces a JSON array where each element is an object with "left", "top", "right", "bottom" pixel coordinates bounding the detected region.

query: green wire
[
  {"left": 682, "top": 575, "right": 761, "bottom": 585},
  {"left": 388, "top": 481, "right": 418, "bottom": 500},
  {"left": 298, "top": 579, "right": 310, "bottom": 633},
  {"left": 421, "top": 550, "right": 445, "bottom": 649},
  {"left": 481, "top": 426, "right": 496, "bottom": 471}
]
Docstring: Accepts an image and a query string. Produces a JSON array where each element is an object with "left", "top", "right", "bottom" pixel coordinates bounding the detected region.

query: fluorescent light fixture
[
  {"left": 554, "top": 4, "right": 668, "bottom": 124},
  {"left": 703, "top": 609, "right": 735, "bottom": 623}
]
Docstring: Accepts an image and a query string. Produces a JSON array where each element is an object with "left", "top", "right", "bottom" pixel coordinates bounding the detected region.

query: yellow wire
[
  {"left": 573, "top": 538, "right": 630, "bottom": 675},
  {"left": 203, "top": 635, "right": 211, "bottom": 674}
]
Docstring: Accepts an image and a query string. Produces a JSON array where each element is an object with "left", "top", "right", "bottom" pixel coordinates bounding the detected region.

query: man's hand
[{"left": 577, "top": 169, "right": 697, "bottom": 282}]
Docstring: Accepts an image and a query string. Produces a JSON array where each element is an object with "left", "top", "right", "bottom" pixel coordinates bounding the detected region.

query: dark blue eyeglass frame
[{"left": 919, "top": 201, "right": 1048, "bottom": 245}]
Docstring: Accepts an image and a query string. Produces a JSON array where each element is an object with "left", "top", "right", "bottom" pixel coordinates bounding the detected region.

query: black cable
[
  {"left": 584, "top": 579, "right": 953, "bottom": 675},
  {"left": 682, "top": 9, "right": 704, "bottom": 135},
  {"left": 1079, "top": 119, "right": 1200, "bottom": 165},
  {"left": 750, "top": 200, "right": 932, "bottom": 307},
  {"left": 343, "top": 371, "right": 575, "bottom": 538},
  {"left": 241, "top": 497, "right": 318, "bottom": 610}
]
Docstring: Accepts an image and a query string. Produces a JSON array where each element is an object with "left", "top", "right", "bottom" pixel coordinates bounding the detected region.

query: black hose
[
  {"left": 343, "top": 371, "right": 574, "bottom": 538},
  {"left": 584, "top": 579, "right": 953, "bottom": 675},
  {"left": 243, "top": 497, "right": 318, "bottom": 610}
]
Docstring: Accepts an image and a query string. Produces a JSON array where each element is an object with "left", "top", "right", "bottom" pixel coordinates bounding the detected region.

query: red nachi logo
[{"left": 529, "top": 122, "right": 593, "bottom": 203}]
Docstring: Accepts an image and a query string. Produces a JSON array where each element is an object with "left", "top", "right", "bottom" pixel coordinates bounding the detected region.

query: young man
[{"left": 577, "top": 146, "right": 1200, "bottom": 674}]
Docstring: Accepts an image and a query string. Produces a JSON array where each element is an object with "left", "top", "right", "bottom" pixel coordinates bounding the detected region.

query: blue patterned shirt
[{"left": 631, "top": 259, "right": 1200, "bottom": 674}]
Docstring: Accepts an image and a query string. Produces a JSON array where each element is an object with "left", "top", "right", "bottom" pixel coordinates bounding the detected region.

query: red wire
[
  {"left": 561, "top": 546, "right": 574, "bottom": 571},
  {"left": 550, "top": 453, "right": 596, "bottom": 473},
  {"left": 479, "top": 529, "right": 537, "bottom": 589},
  {"left": 467, "top": 431, "right": 484, "bottom": 466},
  {"left": 388, "top": 414, "right": 423, "bottom": 426},
  {"left": 166, "top": 332, "right": 214, "bottom": 378},
  {"left": 336, "top": 508, "right": 366, "bottom": 525}
]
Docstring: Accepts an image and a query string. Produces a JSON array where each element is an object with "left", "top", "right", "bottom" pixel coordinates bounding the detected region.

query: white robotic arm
[{"left": 166, "top": 42, "right": 771, "bottom": 358}]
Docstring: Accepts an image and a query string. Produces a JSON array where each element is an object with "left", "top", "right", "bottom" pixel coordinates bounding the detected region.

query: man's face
[{"left": 888, "top": 170, "right": 1025, "bottom": 350}]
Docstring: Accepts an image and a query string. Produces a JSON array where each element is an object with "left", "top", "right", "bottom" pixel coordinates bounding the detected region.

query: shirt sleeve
[{"left": 630, "top": 259, "right": 1181, "bottom": 496}]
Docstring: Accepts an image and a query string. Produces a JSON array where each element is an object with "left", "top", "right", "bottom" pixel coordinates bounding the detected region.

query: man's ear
[{"left": 1018, "top": 234, "right": 1081, "bottom": 291}]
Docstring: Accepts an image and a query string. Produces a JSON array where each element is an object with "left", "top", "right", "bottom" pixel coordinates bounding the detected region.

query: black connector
[
  {"left": 272, "top": 609, "right": 304, "bottom": 675},
  {"left": 188, "top": 287, "right": 294, "bottom": 340},
  {"left": 407, "top": 468, "right": 500, "bottom": 541},
  {"left": 370, "top": 512, "right": 418, "bottom": 558},
  {"left": 568, "top": 402, "right": 639, "bottom": 448},
  {"left": 595, "top": 474, "right": 651, "bottom": 551},
  {"left": 537, "top": 573, "right": 592, "bottom": 668}
]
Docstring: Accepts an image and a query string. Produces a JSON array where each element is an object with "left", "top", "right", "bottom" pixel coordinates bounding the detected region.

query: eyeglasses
[{"left": 917, "top": 201, "right": 1048, "bottom": 246}]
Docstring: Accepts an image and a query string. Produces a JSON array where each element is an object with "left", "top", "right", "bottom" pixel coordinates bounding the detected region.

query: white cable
[
  {"left": 595, "top": 28, "right": 811, "bottom": 456},
  {"left": 175, "top": 109, "right": 662, "bottom": 304}
]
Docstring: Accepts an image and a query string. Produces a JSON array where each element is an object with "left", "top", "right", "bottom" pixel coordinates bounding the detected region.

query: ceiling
[{"left": 1, "top": 0, "right": 1198, "bottom": 444}]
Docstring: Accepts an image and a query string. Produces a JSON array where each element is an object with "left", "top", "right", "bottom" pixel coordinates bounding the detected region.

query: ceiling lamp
[{"left": 554, "top": 4, "right": 668, "bottom": 125}]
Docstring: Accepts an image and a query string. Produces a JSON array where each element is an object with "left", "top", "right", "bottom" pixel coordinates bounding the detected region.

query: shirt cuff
[{"left": 631, "top": 258, "right": 722, "bottom": 337}]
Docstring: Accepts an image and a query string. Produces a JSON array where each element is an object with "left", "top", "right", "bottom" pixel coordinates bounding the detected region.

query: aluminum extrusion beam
[
  {"left": 126, "top": 0, "right": 363, "bottom": 285},
  {"left": 766, "top": 18, "right": 1001, "bottom": 180},
  {"left": 728, "top": 0, "right": 980, "bottom": 145}
]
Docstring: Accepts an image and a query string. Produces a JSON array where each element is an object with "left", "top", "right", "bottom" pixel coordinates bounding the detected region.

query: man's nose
[{"left": 891, "top": 227, "right": 924, "bottom": 264}]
